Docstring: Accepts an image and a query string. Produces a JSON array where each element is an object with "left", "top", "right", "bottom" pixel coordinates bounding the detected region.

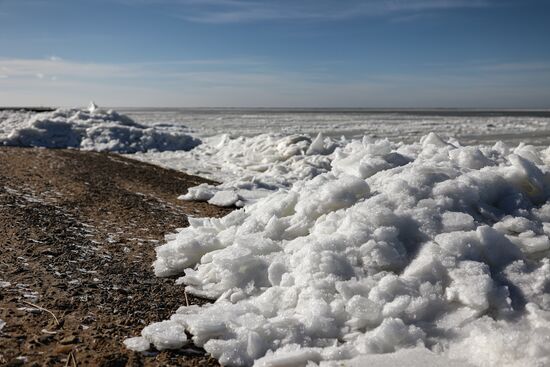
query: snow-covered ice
[
  {"left": 0, "top": 105, "right": 200, "bottom": 153},
  {"left": 122, "top": 108, "right": 550, "bottom": 145},
  {"left": 128, "top": 109, "right": 550, "bottom": 207},
  {"left": 133, "top": 132, "right": 338, "bottom": 206},
  {"left": 137, "top": 133, "right": 550, "bottom": 367}
]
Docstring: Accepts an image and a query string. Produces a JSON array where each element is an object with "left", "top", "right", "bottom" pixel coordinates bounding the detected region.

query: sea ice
[
  {"left": 133, "top": 132, "right": 339, "bottom": 206},
  {"left": 121, "top": 108, "right": 550, "bottom": 146},
  {"left": 0, "top": 105, "right": 200, "bottom": 153},
  {"left": 134, "top": 133, "right": 550, "bottom": 367}
]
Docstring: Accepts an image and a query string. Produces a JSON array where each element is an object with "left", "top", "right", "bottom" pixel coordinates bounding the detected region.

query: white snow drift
[
  {"left": 129, "top": 133, "right": 550, "bottom": 367},
  {"left": 0, "top": 104, "right": 200, "bottom": 153}
]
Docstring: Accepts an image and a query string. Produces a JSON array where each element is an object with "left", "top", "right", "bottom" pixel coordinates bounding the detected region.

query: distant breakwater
[{"left": 0, "top": 107, "right": 55, "bottom": 113}]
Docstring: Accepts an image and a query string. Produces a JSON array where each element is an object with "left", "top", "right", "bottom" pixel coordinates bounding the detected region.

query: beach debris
[{"left": 21, "top": 300, "right": 60, "bottom": 326}]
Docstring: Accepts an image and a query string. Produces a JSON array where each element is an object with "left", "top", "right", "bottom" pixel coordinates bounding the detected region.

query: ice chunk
[
  {"left": 209, "top": 190, "right": 240, "bottom": 207},
  {"left": 88, "top": 101, "right": 98, "bottom": 113},
  {"left": 507, "top": 154, "right": 546, "bottom": 202},
  {"left": 123, "top": 336, "right": 150, "bottom": 352},
  {"left": 256, "top": 348, "right": 322, "bottom": 367},
  {"left": 421, "top": 132, "right": 449, "bottom": 148},
  {"left": 441, "top": 211, "right": 475, "bottom": 232},
  {"left": 445, "top": 261, "right": 498, "bottom": 312},
  {"left": 141, "top": 320, "right": 188, "bottom": 350}
]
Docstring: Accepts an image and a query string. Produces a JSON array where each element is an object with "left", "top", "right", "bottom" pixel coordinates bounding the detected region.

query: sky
[{"left": 1, "top": 0, "right": 550, "bottom": 108}]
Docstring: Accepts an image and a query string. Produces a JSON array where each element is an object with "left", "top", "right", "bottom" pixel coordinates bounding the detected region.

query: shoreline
[{"left": 0, "top": 147, "right": 232, "bottom": 366}]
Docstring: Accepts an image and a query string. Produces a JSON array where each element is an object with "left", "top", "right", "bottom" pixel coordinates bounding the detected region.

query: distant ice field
[{"left": 120, "top": 108, "right": 550, "bottom": 145}]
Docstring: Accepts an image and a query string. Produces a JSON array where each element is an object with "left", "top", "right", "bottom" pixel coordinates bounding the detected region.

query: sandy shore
[{"left": 0, "top": 147, "right": 232, "bottom": 366}]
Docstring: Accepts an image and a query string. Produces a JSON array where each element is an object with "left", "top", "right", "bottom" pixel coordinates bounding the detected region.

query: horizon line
[{"left": 3, "top": 105, "right": 550, "bottom": 110}]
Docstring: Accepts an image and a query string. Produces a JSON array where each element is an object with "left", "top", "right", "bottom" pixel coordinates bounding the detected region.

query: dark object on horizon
[{"left": 0, "top": 107, "right": 55, "bottom": 112}]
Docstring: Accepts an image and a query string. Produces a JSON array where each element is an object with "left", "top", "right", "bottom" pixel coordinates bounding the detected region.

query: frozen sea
[
  {"left": 3, "top": 106, "right": 550, "bottom": 366},
  {"left": 120, "top": 107, "right": 550, "bottom": 145}
]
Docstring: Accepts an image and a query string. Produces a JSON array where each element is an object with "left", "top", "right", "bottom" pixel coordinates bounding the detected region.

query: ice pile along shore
[
  {"left": 0, "top": 103, "right": 200, "bottom": 153},
  {"left": 133, "top": 133, "right": 338, "bottom": 207},
  {"left": 131, "top": 133, "right": 550, "bottom": 367}
]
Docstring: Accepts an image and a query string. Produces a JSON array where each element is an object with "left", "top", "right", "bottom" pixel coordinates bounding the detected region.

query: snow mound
[
  {"left": 132, "top": 133, "right": 550, "bottom": 366},
  {"left": 0, "top": 105, "right": 201, "bottom": 153},
  {"left": 133, "top": 132, "right": 339, "bottom": 206}
]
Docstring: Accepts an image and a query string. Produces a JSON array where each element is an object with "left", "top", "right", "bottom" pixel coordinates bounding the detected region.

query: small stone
[
  {"left": 60, "top": 335, "right": 78, "bottom": 344},
  {"left": 5, "top": 359, "right": 25, "bottom": 367},
  {"left": 38, "top": 335, "right": 54, "bottom": 344}
]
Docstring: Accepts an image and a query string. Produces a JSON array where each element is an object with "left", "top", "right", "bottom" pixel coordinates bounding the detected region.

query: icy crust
[
  {"left": 134, "top": 132, "right": 338, "bottom": 207},
  {"left": 137, "top": 134, "right": 550, "bottom": 366},
  {"left": 0, "top": 106, "right": 200, "bottom": 153}
]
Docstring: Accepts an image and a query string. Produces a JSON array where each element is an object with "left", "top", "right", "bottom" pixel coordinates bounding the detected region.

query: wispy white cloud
[
  {"left": 0, "top": 57, "right": 134, "bottom": 80},
  {"left": 1, "top": 56, "right": 549, "bottom": 108},
  {"left": 132, "top": 0, "right": 495, "bottom": 23},
  {"left": 0, "top": 57, "right": 268, "bottom": 83},
  {"left": 475, "top": 62, "right": 550, "bottom": 72},
  {"left": 422, "top": 60, "right": 550, "bottom": 76}
]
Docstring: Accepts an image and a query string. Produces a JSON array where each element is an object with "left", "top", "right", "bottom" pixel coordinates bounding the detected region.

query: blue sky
[{"left": 1, "top": 0, "right": 549, "bottom": 107}]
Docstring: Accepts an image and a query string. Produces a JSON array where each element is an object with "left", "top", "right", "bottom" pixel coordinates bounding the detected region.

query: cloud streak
[
  {"left": 1, "top": 56, "right": 549, "bottom": 108},
  {"left": 137, "top": 0, "right": 495, "bottom": 23},
  {"left": 0, "top": 58, "right": 134, "bottom": 80},
  {"left": 0, "top": 57, "right": 267, "bottom": 81}
]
